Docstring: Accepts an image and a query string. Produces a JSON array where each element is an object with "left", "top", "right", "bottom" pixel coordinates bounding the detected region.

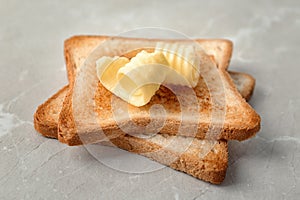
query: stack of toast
[{"left": 34, "top": 36, "right": 260, "bottom": 184}]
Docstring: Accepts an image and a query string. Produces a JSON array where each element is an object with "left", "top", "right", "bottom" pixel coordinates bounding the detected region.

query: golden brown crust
[
  {"left": 220, "top": 70, "right": 260, "bottom": 141},
  {"left": 196, "top": 39, "right": 233, "bottom": 70},
  {"left": 64, "top": 35, "right": 108, "bottom": 84},
  {"left": 57, "top": 88, "right": 77, "bottom": 144},
  {"left": 34, "top": 85, "right": 69, "bottom": 139}
]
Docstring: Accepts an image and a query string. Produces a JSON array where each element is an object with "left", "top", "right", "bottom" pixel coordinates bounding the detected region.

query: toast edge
[
  {"left": 34, "top": 85, "right": 69, "bottom": 139},
  {"left": 221, "top": 70, "right": 260, "bottom": 141},
  {"left": 110, "top": 135, "right": 228, "bottom": 184}
]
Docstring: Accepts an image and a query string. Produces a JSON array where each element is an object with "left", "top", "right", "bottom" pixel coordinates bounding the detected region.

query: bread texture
[
  {"left": 58, "top": 36, "right": 260, "bottom": 145},
  {"left": 35, "top": 85, "right": 230, "bottom": 184},
  {"left": 33, "top": 70, "right": 253, "bottom": 184},
  {"left": 34, "top": 36, "right": 256, "bottom": 184},
  {"left": 34, "top": 71, "right": 254, "bottom": 139}
]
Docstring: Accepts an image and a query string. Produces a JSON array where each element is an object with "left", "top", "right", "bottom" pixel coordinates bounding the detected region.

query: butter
[
  {"left": 118, "top": 50, "right": 169, "bottom": 87},
  {"left": 96, "top": 51, "right": 169, "bottom": 107},
  {"left": 96, "top": 43, "right": 201, "bottom": 107},
  {"left": 96, "top": 56, "right": 130, "bottom": 90},
  {"left": 155, "top": 42, "right": 200, "bottom": 87}
]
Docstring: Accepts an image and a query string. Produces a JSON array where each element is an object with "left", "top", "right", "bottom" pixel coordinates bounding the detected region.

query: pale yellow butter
[
  {"left": 96, "top": 43, "right": 200, "bottom": 107},
  {"left": 96, "top": 51, "right": 169, "bottom": 107},
  {"left": 155, "top": 42, "right": 200, "bottom": 87},
  {"left": 96, "top": 56, "right": 130, "bottom": 91}
]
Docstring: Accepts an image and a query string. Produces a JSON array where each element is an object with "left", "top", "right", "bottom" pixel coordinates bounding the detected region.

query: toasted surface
[
  {"left": 34, "top": 71, "right": 254, "bottom": 139},
  {"left": 58, "top": 36, "right": 260, "bottom": 145},
  {"left": 33, "top": 36, "right": 256, "bottom": 184},
  {"left": 64, "top": 36, "right": 232, "bottom": 83},
  {"left": 33, "top": 70, "right": 253, "bottom": 184},
  {"left": 109, "top": 135, "right": 228, "bottom": 184},
  {"left": 35, "top": 86, "right": 228, "bottom": 184}
]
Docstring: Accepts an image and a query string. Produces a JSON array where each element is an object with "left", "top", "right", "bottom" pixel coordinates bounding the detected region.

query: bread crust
[{"left": 34, "top": 85, "right": 69, "bottom": 139}]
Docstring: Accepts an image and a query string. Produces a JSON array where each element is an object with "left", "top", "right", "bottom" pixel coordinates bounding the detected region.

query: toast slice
[
  {"left": 34, "top": 71, "right": 255, "bottom": 184},
  {"left": 34, "top": 72, "right": 255, "bottom": 139},
  {"left": 58, "top": 36, "right": 260, "bottom": 145},
  {"left": 63, "top": 36, "right": 233, "bottom": 83}
]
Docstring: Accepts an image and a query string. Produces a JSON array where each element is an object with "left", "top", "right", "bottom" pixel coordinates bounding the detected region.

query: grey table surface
[{"left": 0, "top": 0, "right": 299, "bottom": 199}]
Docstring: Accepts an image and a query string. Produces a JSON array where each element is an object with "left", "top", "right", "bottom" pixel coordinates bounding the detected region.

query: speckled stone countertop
[{"left": 0, "top": 0, "right": 299, "bottom": 199}]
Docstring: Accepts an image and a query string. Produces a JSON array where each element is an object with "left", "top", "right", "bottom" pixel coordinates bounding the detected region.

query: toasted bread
[
  {"left": 35, "top": 85, "right": 229, "bottom": 184},
  {"left": 58, "top": 36, "right": 260, "bottom": 145},
  {"left": 34, "top": 71, "right": 255, "bottom": 139},
  {"left": 33, "top": 71, "right": 254, "bottom": 184},
  {"left": 34, "top": 36, "right": 256, "bottom": 184}
]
